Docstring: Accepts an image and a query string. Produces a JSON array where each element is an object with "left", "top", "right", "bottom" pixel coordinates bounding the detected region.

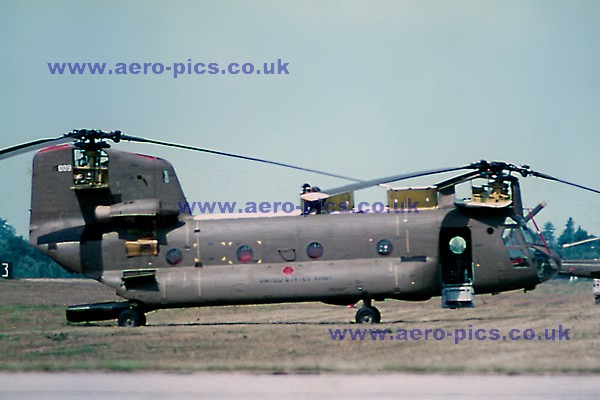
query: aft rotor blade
[
  {"left": 120, "top": 134, "right": 362, "bottom": 182},
  {"left": 322, "top": 165, "right": 471, "bottom": 196},
  {"left": 524, "top": 201, "right": 547, "bottom": 222},
  {"left": 0, "top": 136, "right": 74, "bottom": 161},
  {"left": 531, "top": 171, "right": 600, "bottom": 195}
]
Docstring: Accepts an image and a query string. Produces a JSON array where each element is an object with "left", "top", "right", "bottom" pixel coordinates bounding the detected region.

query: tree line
[
  {"left": 0, "top": 219, "right": 82, "bottom": 279},
  {"left": 541, "top": 218, "right": 600, "bottom": 260}
]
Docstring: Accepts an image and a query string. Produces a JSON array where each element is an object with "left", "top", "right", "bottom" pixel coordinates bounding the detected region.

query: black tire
[
  {"left": 118, "top": 309, "right": 145, "bottom": 327},
  {"left": 355, "top": 306, "right": 381, "bottom": 324},
  {"left": 372, "top": 306, "right": 381, "bottom": 323},
  {"left": 595, "top": 295, "right": 600, "bottom": 305}
]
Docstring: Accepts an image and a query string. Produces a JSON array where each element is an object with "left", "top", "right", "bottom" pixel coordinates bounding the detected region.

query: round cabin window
[
  {"left": 376, "top": 239, "right": 393, "bottom": 256},
  {"left": 306, "top": 241, "right": 324, "bottom": 259},
  {"left": 236, "top": 245, "right": 253, "bottom": 263},
  {"left": 166, "top": 248, "right": 183, "bottom": 265},
  {"left": 449, "top": 236, "right": 467, "bottom": 255}
]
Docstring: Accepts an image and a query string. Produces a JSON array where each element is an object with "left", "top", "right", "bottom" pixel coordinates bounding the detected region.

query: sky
[{"left": 1, "top": 0, "right": 599, "bottom": 238}]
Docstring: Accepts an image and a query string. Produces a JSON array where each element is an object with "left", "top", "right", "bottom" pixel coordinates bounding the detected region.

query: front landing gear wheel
[
  {"left": 355, "top": 306, "right": 381, "bottom": 324},
  {"left": 118, "top": 309, "right": 146, "bottom": 327}
]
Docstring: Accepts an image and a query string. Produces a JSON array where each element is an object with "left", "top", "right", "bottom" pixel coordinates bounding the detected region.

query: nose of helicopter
[{"left": 534, "top": 247, "right": 560, "bottom": 283}]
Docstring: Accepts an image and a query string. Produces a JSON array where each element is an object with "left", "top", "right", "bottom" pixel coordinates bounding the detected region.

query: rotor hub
[{"left": 68, "top": 129, "right": 122, "bottom": 149}]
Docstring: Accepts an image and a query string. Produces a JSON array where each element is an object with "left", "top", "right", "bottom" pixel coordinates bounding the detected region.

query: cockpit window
[
  {"left": 508, "top": 248, "right": 529, "bottom": 268},
  {"left": 502, "top": 227, "right": 521, "bottom": 246},
  {"left": 501, "top": 218, "right": 541, "bottom": 247},
  {"left": 502, "top": 219, "right": 533, "bottom": 268},
  {"left": 520, "top": 226, "right": 539, "bottom": 245}
]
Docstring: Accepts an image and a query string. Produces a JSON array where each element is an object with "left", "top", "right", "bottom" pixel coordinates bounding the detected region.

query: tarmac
[{"left": 0, "top": 373, "right": 599, "bottom": 400}]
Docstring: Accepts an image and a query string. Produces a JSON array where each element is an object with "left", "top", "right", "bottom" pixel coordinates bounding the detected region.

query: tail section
[{"left": 30, "top": 144, "right": 189, "bottom": 278}]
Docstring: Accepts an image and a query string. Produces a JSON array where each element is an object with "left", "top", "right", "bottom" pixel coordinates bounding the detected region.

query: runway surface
[{"left": 0, "top": 373, "right": 598, "bottom": 400}]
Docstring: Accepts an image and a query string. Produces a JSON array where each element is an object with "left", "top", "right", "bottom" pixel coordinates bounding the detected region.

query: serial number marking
[
  {"left": 259, "top": 275, "right": 333, "bottom": 284},
  {"left": 56, "top": 164, "right": 72, "bottom": 172}
]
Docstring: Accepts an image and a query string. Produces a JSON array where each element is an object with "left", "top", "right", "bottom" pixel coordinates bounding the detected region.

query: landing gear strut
[{"left": 355, "top": 299, "right": 381, "bottom": 324}]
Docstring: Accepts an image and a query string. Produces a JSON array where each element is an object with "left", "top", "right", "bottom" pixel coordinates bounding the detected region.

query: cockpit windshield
[
  {"left": 521, "top": 225, "right": 542, "bottom": 245},
  {"left": 501, "top": 217, "right": 543, "bottom": 246},
  {"left": 501, "top": 216, "right": 558, "bottom": 280},
  {"left": 501, "top": 216, "right": 544, "bottom": 269}
]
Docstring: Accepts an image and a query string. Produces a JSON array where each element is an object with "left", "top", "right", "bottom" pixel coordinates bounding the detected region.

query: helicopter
[
  {"left": 558, "top": 238, "right": 600, "bottom": 279},
  {"left": 2, "top": 129, "right": 599, "bottom": 327},
  {"left": 556, "top": 239, "right": 600, "bottom": 304}
]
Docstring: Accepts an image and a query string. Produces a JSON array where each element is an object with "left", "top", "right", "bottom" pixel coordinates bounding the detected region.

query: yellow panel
[
  {"left": 125, "top": 239, "right": 158, "bottom": 257},
  {"left": 324, "top": 192, "right": 354, "bottom": 212},
  {"left": 387, "top": 187, "right": 437, "bottom": 209},
  {"left": 300, "top": 192, "right": 354, "bottom": 213}
]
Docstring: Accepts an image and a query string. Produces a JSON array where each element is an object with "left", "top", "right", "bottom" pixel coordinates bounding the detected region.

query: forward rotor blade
[
  {"left": 322, "top": 165, "right": 471, "bottom": 196},
  {"left": 0, "top": 136, "right": 74, "bottom": 161},
  {"left": 531, "top": 171, "right": 600, "bottom": 195},
  {"left": 120, "top": 134, "right": 362, "bottom": 182}
]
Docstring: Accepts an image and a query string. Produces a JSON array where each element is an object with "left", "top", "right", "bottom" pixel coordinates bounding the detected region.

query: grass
[{"left": 0, "top": 278, "right": 599, "bottom": 374}]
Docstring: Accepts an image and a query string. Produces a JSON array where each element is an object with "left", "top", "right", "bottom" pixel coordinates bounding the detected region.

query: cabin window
[
  {"left": 448, "top": 236, "right": 467, "bottom": 255},
  {"left": 306, "top": 241, "right": 324, "bottom": 259},
  {"left": 166, "top": 248, "right": 183, "bottom": 265},
  {"left": 236, "top": 245, "right": 253, "bottom": 263},
  {"left": 376, "top": 239, "right": 393, "bottom": 256}
]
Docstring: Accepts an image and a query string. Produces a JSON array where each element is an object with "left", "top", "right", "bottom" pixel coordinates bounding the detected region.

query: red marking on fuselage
[
  {"left": 39, "top": 144, "right": 71, "bottom": 153},
  {"left": 282, "top": 266, "right": 294, "bottom": 276},
  {"left": 135, "top": 153, "right": 159, "bottom": 160}
]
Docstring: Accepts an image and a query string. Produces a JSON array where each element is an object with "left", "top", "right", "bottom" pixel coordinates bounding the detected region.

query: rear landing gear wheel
[
  {"left": 118, "top": 309, "right": 146, "bottom": 327},
  {"left": 355, "top": 306, "right": 381, "bottom": 324}
]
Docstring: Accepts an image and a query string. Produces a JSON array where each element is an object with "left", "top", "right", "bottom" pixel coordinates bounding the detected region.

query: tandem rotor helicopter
[
  {"left": 2, "top": 129, "right": 600, "bottom": 326},
  {"left": 557, "top": 239, "right": 600, "bottom": 304}
]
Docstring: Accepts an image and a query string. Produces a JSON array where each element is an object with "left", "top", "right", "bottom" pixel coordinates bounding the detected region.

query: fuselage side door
[{"left": 439, "top": 227, "right": 475, "bottom": 308}]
